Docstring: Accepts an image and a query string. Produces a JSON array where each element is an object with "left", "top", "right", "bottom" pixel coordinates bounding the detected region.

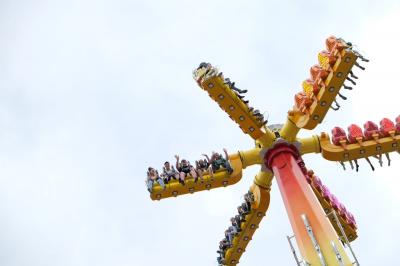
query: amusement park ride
[{"left": 146, "top": 36, "right": 400, "bottom": 265}]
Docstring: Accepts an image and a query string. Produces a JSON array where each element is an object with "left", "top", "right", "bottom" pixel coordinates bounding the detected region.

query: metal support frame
[
  {"left": 330, "top": 240, "right": 345, "bottom": 266},
  {"left": 287, "top": 235, "right": 302, "bottom": 266},
  {"left": 301, "top": 214, "right": 327, "bottom": 266},
  {"left": 286, "top": 235, "right": 310, "bottom": 266},
  {"left": 326, "top": 210, "right": 360, "bottom": 266}
]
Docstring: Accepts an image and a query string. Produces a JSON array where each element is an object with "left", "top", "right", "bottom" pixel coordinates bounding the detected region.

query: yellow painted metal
[
  {"left": 280, "top": 118, "right": 301, "bottom": 142},
  {"left": 223, "top": 183, "right": 270, "bottom": 266},
  {"left": 196, "top": 72, "right": 276, "bottom": 142},
  {"left": 291, "top": 49, "right": 358, "bottom": 130},
  {"left": 149, "top": 39, "right": 375, "bottom": 265},
  {"left": 238, "top": 148, "right": 262, "bottom": 169},
  {"left": 298, "top": 135, "right": 321, "bottom": 155},
  {"left": 257, "top": 127, "right": 276, "bottom": 147},
  {"left": 253, "top": 170, "right": 274, "bottom": 189},
  {"left": 319, "top": 132, "right": 400, "bottom": 162},
  {"left": 150, "top": 153, "right": 243, "bottom": 200}
]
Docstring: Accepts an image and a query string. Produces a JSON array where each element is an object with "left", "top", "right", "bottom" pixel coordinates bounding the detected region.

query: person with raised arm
[{"left": 175, "top": 154, "right": 197, "bottom": 185}]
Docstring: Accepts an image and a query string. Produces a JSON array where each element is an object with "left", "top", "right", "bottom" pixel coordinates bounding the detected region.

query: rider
[
  {"left": 175, "top": 155, "right": 197, "bottom": 185},
  {"left": 146, "top": 167, "right": 166, "bottom": 193},
  {"left": 195, "top": 159, "right": 209, "bottom": 182},
  {"left": 203, "top": 148, "right": 233, "bottom": 177},
  {"left": 161, "top": 161, "right": 179, "bottom": 184}
]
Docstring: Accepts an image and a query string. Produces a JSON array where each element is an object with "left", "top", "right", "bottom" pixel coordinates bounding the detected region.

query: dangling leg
[
  {"left": 338, "top": 92, "right": 347, "bottom": 100},
  {"left": 385, "top": 153, "right": 391, "bottom": 166},
  {"left": 190, "top": 168, "right": 197, "bottom": 179},
  {"left": 179, "top": 172, "right": 186, "bottom": 185},
  {"left": 365, "top": 157, "right": 375, "bottom": 171},
  {"left": 340, "top": 161, "right": 346, "bottom": 170},
  {"left": 349, "top": 160, "right": 354, "bottom": 170},
  {"left": 224, "top": 161, "right": 234, "bottom": 174},
  {"left": 355, "top": 62, "right": 366, "bottom": 70},
  {"left": 147, "top": 179, "right": 154, "bottom": 193},
  {"left": 343, "top": 84, "right": 353, "bottom": 90},
  {"left": 197, "top": 170, "right": 204, "bottom": 182},
  {"left": 330, "top": 99, "right": 340, "bottom": 111},
  {"left": 346, "top": 77, "right": 357, "bottom": 85},
  {"left": 354, "top": 159, "right": 359, "bottom": 172},
  {"left": 209, "top": 166, "right": 214, "bottom": 179},
  {"left": 157, "top": 177, "right": 166, "bottom": 190},
  {"left": 349, "top": 71, "right": 358, "bottom": 79},
  {"left": 373, "top": 154, "right": 383, "bottom": 167},
  {"left": 354, "top": 51, "right": 369, "bottom": 62}
]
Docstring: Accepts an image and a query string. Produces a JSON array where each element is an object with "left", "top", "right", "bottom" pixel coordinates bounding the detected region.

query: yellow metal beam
[
  {"left": 298, "top": 135, "right": 321, "bottom": 155},
  {"left": 280, "top": 118, "right": 301, "bottom": 142},
  {"left": 253, "top": 170, "right": 274, "bottom": 189},
  {"left": 150, "top": 153, "right": 243, "bottom": 200},
  {"left": 223, "top": 183, "right": 270, "bottom": 266},
  {"left": 291, "top": 49, "right": 358, "bottom": 130},
  {"left": 194, "top": 65, "right": 276, "bottom": 144},
  {"left": 320, "top": 132, "right": 400, "bottom": 162},
  {"left": 238, "top": 148, "right": 262, "bottom": 169}
]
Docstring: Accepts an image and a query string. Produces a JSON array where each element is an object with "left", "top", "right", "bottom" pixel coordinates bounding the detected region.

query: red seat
[
  {"left": 363, "top": 121, "right": 380, "bottom": 140},
  {"left": 396, "top": 115, "right": 400, "bottom": 134},
  {"left": 294, "top": 91, "right": 313, "bottom": 113},
  {"left": 331, "top": 127, "right": 348, "bottom": 146},
  {"left": 347, "top": 124, "right": 363, "bottom": 144},
  {"left": 379, "top": 118, "right": 395, "bottom": 137},
  {"left": 310, "top": 64, "right": 330, "bottom": 81},
  {"left": 326, "top": 36, "right": 347, "bottom": 53}
]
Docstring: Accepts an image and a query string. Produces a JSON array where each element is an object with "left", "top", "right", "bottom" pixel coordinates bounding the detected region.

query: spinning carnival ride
[{"left": 147, "top": 36, "right": 399, "bottom": 265}]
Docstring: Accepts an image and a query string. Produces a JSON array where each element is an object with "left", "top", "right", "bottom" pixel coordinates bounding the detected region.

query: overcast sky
[{"left": 1, "top": 1, "right": 400, "bottom": 265}]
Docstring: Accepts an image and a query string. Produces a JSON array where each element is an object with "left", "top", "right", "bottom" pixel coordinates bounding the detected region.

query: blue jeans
[{"left": 156, "top": 177, "right": 166, "bottom": 189}]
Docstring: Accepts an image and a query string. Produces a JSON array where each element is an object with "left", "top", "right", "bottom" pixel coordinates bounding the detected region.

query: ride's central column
[{"left": 264, "top": 142, "right": 351, "bottom": 265}]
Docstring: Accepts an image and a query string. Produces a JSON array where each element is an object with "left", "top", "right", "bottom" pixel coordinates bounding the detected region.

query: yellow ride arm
[
  {"left": 319, "top": 132, "right": 400, "bottom": 162},
  {"left": 149, "top": 153, "right": 243, "bottom": 200},
  {"left": 289, "top": 46, "right": 359, "bottom": 131},
  {"left": 223, "top": 183, "right": 271, "bottom": 266},
  {"left": 193, "top": 64, "right": 275, "bottom": 146}
]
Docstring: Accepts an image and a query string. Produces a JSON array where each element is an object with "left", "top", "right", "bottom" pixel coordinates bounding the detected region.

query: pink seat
[
  {"left": 347, "top": 124, "right": 363, "bottom": 144},
  {"left": 331, "top": 127, "right": 348, "bottom": 146},
  {"left": 330, "top": 194, "right": 340, "bottom": 210},
  {"left": 305, "top": 173, "right": 312, "bottom": 184},
  {"left": 347, "top": 212, "right": 357, "bottom": 229},
  {"left": 321, "top": 185, "right": 332, "bottom": 202},
  {"left": 338, "top": 203, "right": 349, "bottom": 220},
  {"left": 363, "top": 121, "right": 380, "bottom": 140},
  {"left": 395, "top": 115, "right": 400, "bottom": 135},
  {"left": 379, "top": 118, "right": 395, "bottom": 137},
  {"left": 312, "top": 176, "right": 323, "bottom": 192}
]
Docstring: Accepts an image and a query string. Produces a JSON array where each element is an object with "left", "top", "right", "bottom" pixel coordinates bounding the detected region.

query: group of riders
[
  {"left": 146, "top": 149, "right": 233, "bottom": 193},
  {"left": 217, "top": 191, "right": 255, "bottom": 265},
  {"left": 196, "top": 62, "right": 268, "bottom": 126}
]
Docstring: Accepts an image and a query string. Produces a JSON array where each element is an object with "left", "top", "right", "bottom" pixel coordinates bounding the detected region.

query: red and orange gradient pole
[{"left": 264, "top": 142, "right": 352, "bottom": 265}]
